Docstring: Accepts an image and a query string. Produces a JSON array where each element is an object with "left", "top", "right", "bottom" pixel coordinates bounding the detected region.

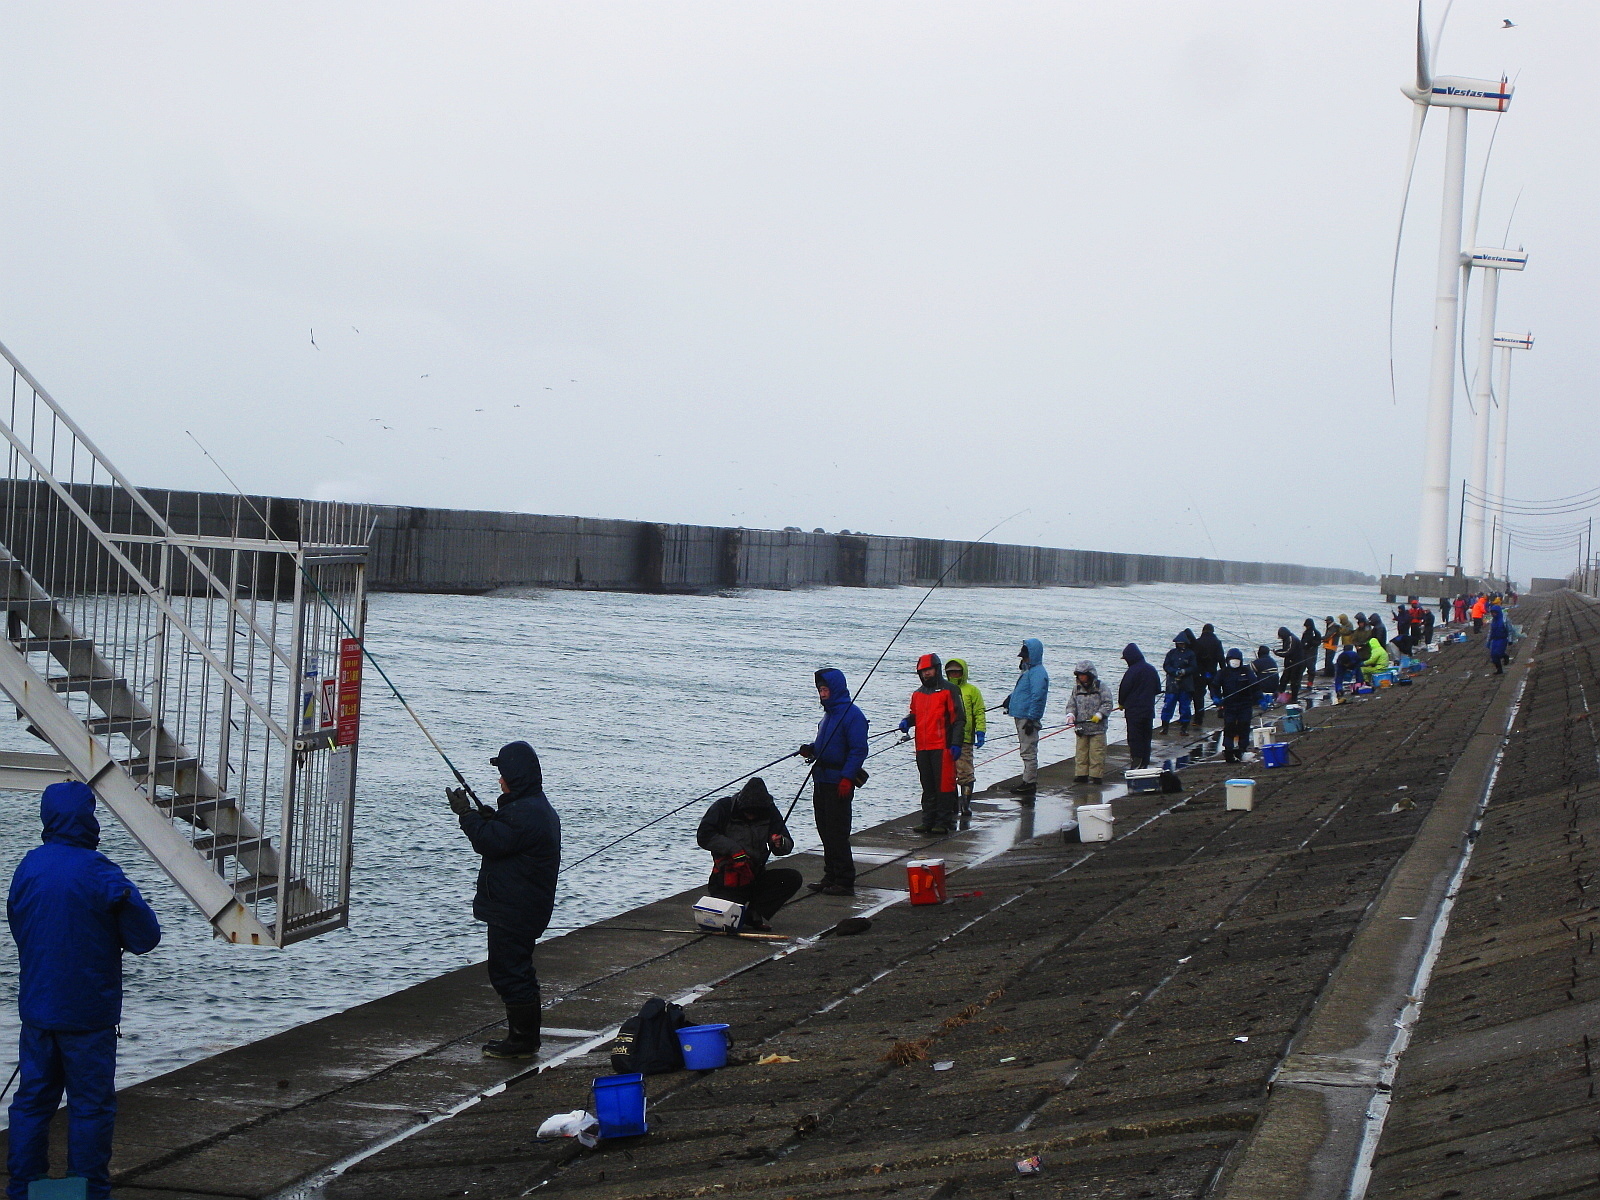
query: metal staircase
[{"left": 0, "top": 340, "right": 369, "bottom": 947}]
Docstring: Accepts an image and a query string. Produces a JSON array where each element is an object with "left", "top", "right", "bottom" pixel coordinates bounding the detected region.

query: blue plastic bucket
[
  {"left": 678, "top": 1023, "right": 730, "bottom": 1070},
  {"left": 1261, "top": 742, "right": 1289, "bottom": 769},
  {"left": 1281, "top": 709, "right": 1304, "bottom": 734},
  {"left": 592, "top": 1073, "right": 648, "bottom": 1138}
]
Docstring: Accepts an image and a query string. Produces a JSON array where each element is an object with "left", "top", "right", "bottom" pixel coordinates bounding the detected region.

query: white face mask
[{"left": 1227, "top": 658, "right": 1242, "bottom": 667}]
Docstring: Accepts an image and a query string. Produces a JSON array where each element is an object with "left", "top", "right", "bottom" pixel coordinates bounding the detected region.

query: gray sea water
[{"left": 0, "top": 579, "right": 1376, "bottom": 1088}]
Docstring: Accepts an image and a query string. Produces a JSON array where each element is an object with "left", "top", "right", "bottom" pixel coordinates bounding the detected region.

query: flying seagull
[{"left": 310, "top": 329, "right": 319, "bottom": 349}]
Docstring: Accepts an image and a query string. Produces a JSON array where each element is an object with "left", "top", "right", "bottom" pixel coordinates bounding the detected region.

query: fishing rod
[
  {"left": 778, "top": 511, "right": 1030, "bottom": 822},
  {"left": 187, "top": 433, "right": 493, "bottom": 810}
]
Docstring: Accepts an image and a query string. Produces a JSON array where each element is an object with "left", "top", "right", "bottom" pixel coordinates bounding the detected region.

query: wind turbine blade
[
  {"left": 1415, "top": 1, "right": 1432, "bottom": 94},
  {"left": 1389, "top": 99, "right": 1431, "bottom": 406}
]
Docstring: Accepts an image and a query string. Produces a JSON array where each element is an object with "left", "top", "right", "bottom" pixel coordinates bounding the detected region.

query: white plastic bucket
[
  {"left": 1225, "top": 779, "right": 1255, "bottom": 811},
  {"left": 1251, "top": 725, "right": 1277, "bottom": 748},
  {"left": 1077, "top": 803, "right": 1114, "bottom": 842}
]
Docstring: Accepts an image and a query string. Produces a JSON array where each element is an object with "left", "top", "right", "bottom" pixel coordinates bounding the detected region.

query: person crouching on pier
[
  {"left": 448, "top": 741, "right": 560, "bottom": 1060},
  {"left": 697, "top": 779, "right": 801, "bottom": 931},
  {"left": 903, "top": 653, "right": 966, "bottom": 833},
  {"left": 1217, "top": 649, "right": 1259, "bottom": 763},
  {"left": 800, "top": 668, "right": 868, "bottom": 896},
  {"left": 1361, "top": 634, "right": 1391, "bottom": 683},
  {"left": 7, "top": 781, "right": 161, "bottom": 1200},
  {"left": 1334, "top": 642, "right": 1364, "bottom": 695},
  {"left": 1068, "top": 661, "right": 1113, "bottom": 784}
]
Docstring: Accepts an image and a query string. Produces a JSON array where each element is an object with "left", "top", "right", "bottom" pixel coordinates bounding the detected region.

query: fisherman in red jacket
[{"left": 899, "top": 654, "right": 966, "bottom": 836}]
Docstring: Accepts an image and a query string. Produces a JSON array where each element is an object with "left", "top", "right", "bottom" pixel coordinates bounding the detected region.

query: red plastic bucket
[{"left": 907, "top": 858, "right": 947, "bottom": 905}]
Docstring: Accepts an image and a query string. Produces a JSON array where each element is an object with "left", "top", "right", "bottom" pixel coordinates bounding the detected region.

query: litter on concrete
[
  {"left": 756, "top": 1053, "right": 798, "bottom": 1065},
  {"left": 932, "top": 1060, "right": 955, "bottom": 1071},
  {"left": 1016, "top": 1155, "right": 1043, "bottom": 1175},
  {"left": 536, "top": 1110, "right": 599, "bottom": 1148}
]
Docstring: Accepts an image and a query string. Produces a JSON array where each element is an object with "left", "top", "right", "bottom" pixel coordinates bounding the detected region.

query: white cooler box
[
  {"left": 1126, "top": 767, "right": 1162, "bottom": 793},
  {"left": 1077, "top": 804, "right": 1115, "bottom": 842},
  {"left": 692, "top": 895, "right": 745, "bottom": 932}
]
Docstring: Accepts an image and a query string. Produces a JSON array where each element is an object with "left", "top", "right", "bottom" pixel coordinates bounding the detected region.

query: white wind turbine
[
  {"left": 1399, "top": 3, "right": 1513, "bottom": 578},
  {"left": 1487, "top": 330, "right": 1533, "bottom": 579},
  {"left": 1462, "top": 246, "right": 1526, "bottom": 579}
]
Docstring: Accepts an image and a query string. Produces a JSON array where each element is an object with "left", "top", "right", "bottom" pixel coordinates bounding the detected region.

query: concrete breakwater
[{"left": 1, "top": 480, "right": 1369, "bottom": 594}]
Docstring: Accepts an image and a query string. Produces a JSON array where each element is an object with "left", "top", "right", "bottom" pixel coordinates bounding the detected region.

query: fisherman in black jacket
[
  {"left": 696, "top": 778, "right": 802, "bottom": 932},
  {"left": 448, "top": 740, "right": 561, "bottom": 1060}
]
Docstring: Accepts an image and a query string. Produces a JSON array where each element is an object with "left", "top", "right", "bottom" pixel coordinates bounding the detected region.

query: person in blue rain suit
[
  {"left": 1487, "top": 604, "right": 1510, "bottom": 674},
  {"left": 1160, "top": 630, "right": 1198, "bottom": 735},
  {"left": 800, "top": 668, "right": 870, "bottom": 895},
  {"left": 1001, "top": 639, "right": 1049, "bottom": 805},
  {"left": 7, "top": 780, "right": 162, "bottom": 1200}
]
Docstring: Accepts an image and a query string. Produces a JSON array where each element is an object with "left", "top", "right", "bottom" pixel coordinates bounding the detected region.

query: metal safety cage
[{"left": 0, "top": 338, "right": 369, "bottom": 947}]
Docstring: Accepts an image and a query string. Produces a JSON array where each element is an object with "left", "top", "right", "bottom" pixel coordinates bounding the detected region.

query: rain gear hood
[
  {"left": 1003, "top": 639, "right": 1049, "bottom": 723},
  {"left": 1118, "top": 643, "right": 1161, "bottom": 718},
  {"left": 811, "top": 668, "right": 869, "bottom": 785},
  {"left": 944, "top": 658, "right": 986, "bottom": 744}
]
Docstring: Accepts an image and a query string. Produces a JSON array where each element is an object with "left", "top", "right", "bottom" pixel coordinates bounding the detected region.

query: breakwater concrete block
[{"left": 1, "top": 481, "right": 1372, "bottom": 595}]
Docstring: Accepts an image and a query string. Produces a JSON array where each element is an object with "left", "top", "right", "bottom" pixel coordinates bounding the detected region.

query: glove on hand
[
  {"left": 837, "top": 778, "right": 855, "bottom": 801},
  {"left": 446, "top": 787, "right": 473, "bottom": 815},
  {"left": 799, "top": 743, "right": 816, "bottom": 761},
  {"left": 974, "top": 731, "right": 986, "bottom": 748},
  {"left": 898, "top": 717, "right": 911, "bottom": 734},
  {"left": 719, "top": 852, "right": 756, "bottom": 889},
  {"left": 949, "top": 745, "right": 962, "bottom": 761},
  {"left": 1023, "top": 719, "right": 1041, "bottom": 735},
  {"left": 1090, "top": 714, "right": 1104, "bottom": 724}
]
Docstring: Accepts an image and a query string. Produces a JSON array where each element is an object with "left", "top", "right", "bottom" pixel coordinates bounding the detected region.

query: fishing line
[
  {"left": 186, "top": 432, "right": 492, "bottom": 809},
  {"left": 777, "top": 510, "right": 1030, "bottom": 823}
]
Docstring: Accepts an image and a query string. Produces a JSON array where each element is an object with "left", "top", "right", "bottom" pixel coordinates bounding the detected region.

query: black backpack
[{"left": 609, "top": 997, "right": 690, "bottom": 1075}]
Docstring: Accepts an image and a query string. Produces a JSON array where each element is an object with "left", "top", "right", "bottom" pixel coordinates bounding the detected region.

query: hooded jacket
[
  {"left": 697, "top": 778, "right": 794, "bottom": 871},
  {"left": 1487, "top": 606, "right": 1509, "bottom": 652},
  {"left": 1193, "top": 626, "right": 1225, "bottom": 676},
  {"left": 1118, "top": 644, "right": 1161, "bottom": 718},
  {"left": 1273, "top": 627, "right": 1302, "bottom": 669},
  {"left": 1067, "top": 661, "right": 1114, "bottom": 730},
  {"left": 1003, "top": 640, "right": 1049, "bottom": 723},
  {"left": 1363, "top": 637, "right": 1390, "bottom": 672},
  {"left": 1253, "top": 646, "right": 1279, "bottom": 695},
  {"left": 1338, "top": 615, "right": 1357, "bottom": 647},
  {"left": 906, "top": 653, "right": 965, "bottom": 750},
  {"left": 7, "top": 781, "right": 161, "bottom": 1031},
  {"left": 1216, "top": 650, "right": 1259, "bottom": 719},
  {"left": 811, "top": 668, "right": 869, "bottom": 785},
  {"left": 1162, "top": 632, "right": 1198, "bottom": 693},
  {"left": 1369, "top": 612, "right": 1388, "bottom": 646},
  {"left": 460, "top": 741, "right": 562, "bottom": 938},
  {"left": 944, "top": 658, "right": 986, "bottom": 745}
]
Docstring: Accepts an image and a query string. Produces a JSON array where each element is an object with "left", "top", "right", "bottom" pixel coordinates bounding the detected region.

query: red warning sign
[{"left": 335, "top": 637, "right": 363, "bottom": 746}]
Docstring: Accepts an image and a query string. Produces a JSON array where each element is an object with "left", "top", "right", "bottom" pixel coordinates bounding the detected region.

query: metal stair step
[
  {"left": 119, "top": 755, "right": 199, "bottom": 780},
  {"left": 85, "top": 715, "right": 154, "bottom": 736},
  {"left": 190, "top": 833, "right": 269, "bottom": 862},
  {"left": 2, "top": 598, "right": 59, "bottom": 613},
  {"left": 233, "top": 877, "right": 280, "bottom": 903},
  {"left": 160, "top": 795, "right": 236, "bottom": 821},
  {"left": 48, "top": 676, "right": 127, "bottom": 696},
  {"left": 11, "top": 637, "right": 93, "bottom": 651}
]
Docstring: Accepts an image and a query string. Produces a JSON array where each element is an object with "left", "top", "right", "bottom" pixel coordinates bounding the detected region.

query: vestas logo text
[{"left": 1432, "top": 86, "right": 1510, "bottom": 100}]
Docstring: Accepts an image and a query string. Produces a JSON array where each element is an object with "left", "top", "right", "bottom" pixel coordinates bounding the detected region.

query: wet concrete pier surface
[
  {"left": 306, "top": 617, "right": 1531, "bottom": 1199},
  {"left": 1358, "top": 592, "right": 1600, "bottom": 1199},
  {"left": 10, "top": 600, "right": 1584, "bottom": 1200}
]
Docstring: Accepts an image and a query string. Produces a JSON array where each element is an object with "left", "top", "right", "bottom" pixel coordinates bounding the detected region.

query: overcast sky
[{"left": 0, "top": 2, "right": 1593, "bottom": 580}]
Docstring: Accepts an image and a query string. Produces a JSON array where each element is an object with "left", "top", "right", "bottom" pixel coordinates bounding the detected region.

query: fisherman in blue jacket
[
  {"left": 800, "top": 668, "right": 869, "bottom": 895},
  {"left": 7, "top": 780, "right": 162, "bottom": 1200},
  {"left": 1001, "top": 639, "right": 1049, "bottom": 804},
  {"left": 1160, "top": 630, "right": 1199, "bottom": 735},
  {"left": 1117, "top": 643, "right": 1161, "bottom": 769}
]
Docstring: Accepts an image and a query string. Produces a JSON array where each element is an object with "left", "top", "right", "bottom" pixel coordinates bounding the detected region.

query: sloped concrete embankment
[{"left": 306, "top": 628, "right": 1523, "bottom": 1199}]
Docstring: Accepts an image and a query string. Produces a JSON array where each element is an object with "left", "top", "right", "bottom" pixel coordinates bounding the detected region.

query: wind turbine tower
[
  {"left": 1462, "top": 247, "right": 1527, "bottom": 579},
  {"left": 1402, "top": 5, "right": 1512, "bottom": 580},
  {"left": 1487, "top": 330, "right": 1534, "bottom": 579}
]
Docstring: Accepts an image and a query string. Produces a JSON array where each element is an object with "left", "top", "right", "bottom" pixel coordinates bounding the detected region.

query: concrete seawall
[{"left": 1, "top": 481, "right": 1371, "bottom": 595}]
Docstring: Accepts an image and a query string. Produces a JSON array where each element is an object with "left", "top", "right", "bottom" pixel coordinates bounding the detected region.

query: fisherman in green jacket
[{"left": 945, "top": 658, "right": 986, "bottom": 826}]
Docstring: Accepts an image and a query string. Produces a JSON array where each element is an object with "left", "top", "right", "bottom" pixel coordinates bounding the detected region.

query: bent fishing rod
[{"left": 188, "top": 433, "right": 493, "bottom": 811}]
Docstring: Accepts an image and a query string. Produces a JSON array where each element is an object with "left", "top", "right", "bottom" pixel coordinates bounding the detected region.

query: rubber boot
[
  {"left": 1159, "top": 721, "right": 1169, "bottom": 735},
  {"left": 1178, "top": 721, "right": 1190, "bottom": 735},
  {"left": 483, "top": 1002, "right": 542, "bottom": 1059},
  {"left": 959, "top": 784, "right": 974, "bottom": 828},
  {"left": 1016, "top": 782, "right": 1037, "bottom": 807}
]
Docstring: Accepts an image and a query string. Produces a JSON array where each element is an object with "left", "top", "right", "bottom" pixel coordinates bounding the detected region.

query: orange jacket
[{"left": 1471, "top": 597, "right": 1487, "bottom": 619}]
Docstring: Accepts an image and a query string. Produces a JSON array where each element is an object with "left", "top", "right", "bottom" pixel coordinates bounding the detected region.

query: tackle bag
[{"left": 609, "top": 997, "right": 691, "bottom": 1075}]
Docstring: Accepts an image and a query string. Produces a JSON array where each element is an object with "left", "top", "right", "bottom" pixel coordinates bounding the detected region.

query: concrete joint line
[{"left": 1211, "top": 609, "right": 1544, "bottom": 1200}]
